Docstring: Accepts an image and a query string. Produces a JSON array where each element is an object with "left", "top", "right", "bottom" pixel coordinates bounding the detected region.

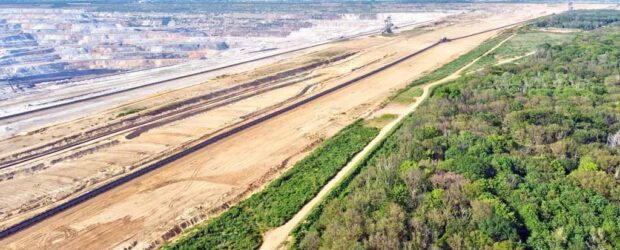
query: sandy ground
[
  {"left": 0, "top": 46, "right": 324, "bottom": 140},
  {"left": 0, "top": 4, "right": 608, "bottom": 250},
  {"left": 259, "top": 31, "right": 517, "bottom": 250},
  {"left": 0, "top": 12, "right": 449, "bottom": 127},
  {"left": 0, "top": 15, "right": 448, "bottom": 140},
  {"left": 0, "top": 39, "right": 388, "bottom": 157},
  {"left": 0, "top": 31, "right": 408, "bottom": 224}
]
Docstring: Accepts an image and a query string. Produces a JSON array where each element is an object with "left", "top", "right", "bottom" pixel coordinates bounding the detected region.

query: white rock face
[
  {"left": 0, "top": 8, "right": 230, "bottom": 91},
  {"left": 0, "top": 6, "right": 455, "bottom": 100}
]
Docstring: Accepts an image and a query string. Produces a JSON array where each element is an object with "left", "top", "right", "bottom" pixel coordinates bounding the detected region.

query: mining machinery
[{"left": 383, "top": 16, "right": 394, "bottom": 34}]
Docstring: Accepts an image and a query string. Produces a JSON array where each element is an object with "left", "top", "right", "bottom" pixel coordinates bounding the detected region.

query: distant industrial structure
[{"left": 383, "top": 16, "right": 394, "bottom": 34}]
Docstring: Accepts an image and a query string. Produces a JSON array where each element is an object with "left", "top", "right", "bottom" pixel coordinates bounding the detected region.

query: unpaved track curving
[
  {"left": 0, "top": 4, "right": 596, "bottom": 250},
  {"left": 0, "top": 28, "right": 418, "bottom": 229},
  {"left": 259, "top": 32, "right": 517, "bottom": 250}
]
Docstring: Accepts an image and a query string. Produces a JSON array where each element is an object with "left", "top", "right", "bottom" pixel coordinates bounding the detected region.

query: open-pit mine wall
[{"left": 0, "top": 6, "right": 452, "bottom": 99}]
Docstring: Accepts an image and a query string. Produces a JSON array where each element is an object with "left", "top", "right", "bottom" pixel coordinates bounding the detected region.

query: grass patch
[
  {"left": 392, "top": 87, "right": 423, "bottom": 104},
  {"left": 468, "top": 30, "right": 574, "bottom": 71},
  {"left": 409, "top": 30, "right": 514, "bottom": 86},
  {"left": 389, "top": 30, "right": 514, "bottom": 102},
  {"left": 116, "top": 107, "right": 145, "bottom": 118},
  {"left": 164, "top": 120, "right": 378, "bottom": 249},
  {"left": 495, "top": 30, "right": 573, "bottom": 58},
  {"left": 365, "top": 114, "right": 398, "bottom": 129}
]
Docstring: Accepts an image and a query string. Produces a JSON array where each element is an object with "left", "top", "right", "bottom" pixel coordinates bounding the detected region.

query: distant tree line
[{"left": 535, "top": 9, "right": 620, "bottom": 30}]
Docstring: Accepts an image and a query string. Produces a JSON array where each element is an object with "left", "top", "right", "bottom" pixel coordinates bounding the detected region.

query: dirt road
[
  {"left": 0, "top": 4, "right": 595, "bottom": 250},
  {"left": 259, "top": 32, "right": 517, "bottom": 250}
]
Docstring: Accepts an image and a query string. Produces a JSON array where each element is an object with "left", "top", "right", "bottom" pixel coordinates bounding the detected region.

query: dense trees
[
  {"left": 535, "top": 10, "right": 620, "bottom": 30},
  {"left": 294, "top": 14, "right": 620, "bottom": 250}
]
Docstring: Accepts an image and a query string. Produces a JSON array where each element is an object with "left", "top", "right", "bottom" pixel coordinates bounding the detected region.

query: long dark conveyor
[{"left": 0, "top": 22, "right": 522, "bottom": 239}]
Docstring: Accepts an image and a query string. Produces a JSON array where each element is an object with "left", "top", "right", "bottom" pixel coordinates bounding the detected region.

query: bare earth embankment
[{"left": 0, "top": 3, "right": 606, "bottom": 250}]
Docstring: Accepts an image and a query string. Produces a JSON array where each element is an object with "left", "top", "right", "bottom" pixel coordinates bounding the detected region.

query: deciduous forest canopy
[{"left": 294, "top": 9, "right": 620, "bottom": 250}]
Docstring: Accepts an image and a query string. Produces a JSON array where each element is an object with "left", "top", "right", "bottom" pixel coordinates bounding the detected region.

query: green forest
[{"left": 293, "top": 10, "right": 620, "bottom": 250}]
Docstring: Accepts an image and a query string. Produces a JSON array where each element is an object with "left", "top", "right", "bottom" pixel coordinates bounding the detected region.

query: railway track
[{"left": 0, "top": 22, "right": 522, "bottom": 239}]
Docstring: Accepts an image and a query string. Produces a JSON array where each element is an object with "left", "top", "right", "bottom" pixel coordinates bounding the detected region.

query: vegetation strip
[
  {"left": 411, "top": 31, "right": 512, "bottom": 85},
  {"left": 290, "top": 26, "right": 516, "bottom": 249},
  {"left": 0, "top": 20, "right": 525, "bottom": 241},
  {"left": 165, "top": 21, "right": 522, "bottom": 250},
  {"left": 163, "top": 121, "right": 378, "bottom": 249},
  {"left": 293, "top": 10, "right": 620, "bottom": 249},
  {"left": 467, "top": 32, "right": 571, "bottom": 71},
  {"left": 388, "top": 29, "right": 513, "bottom": 104},
  {"left": 534, "top": 9, "right": 620, "bottom": 30}
]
